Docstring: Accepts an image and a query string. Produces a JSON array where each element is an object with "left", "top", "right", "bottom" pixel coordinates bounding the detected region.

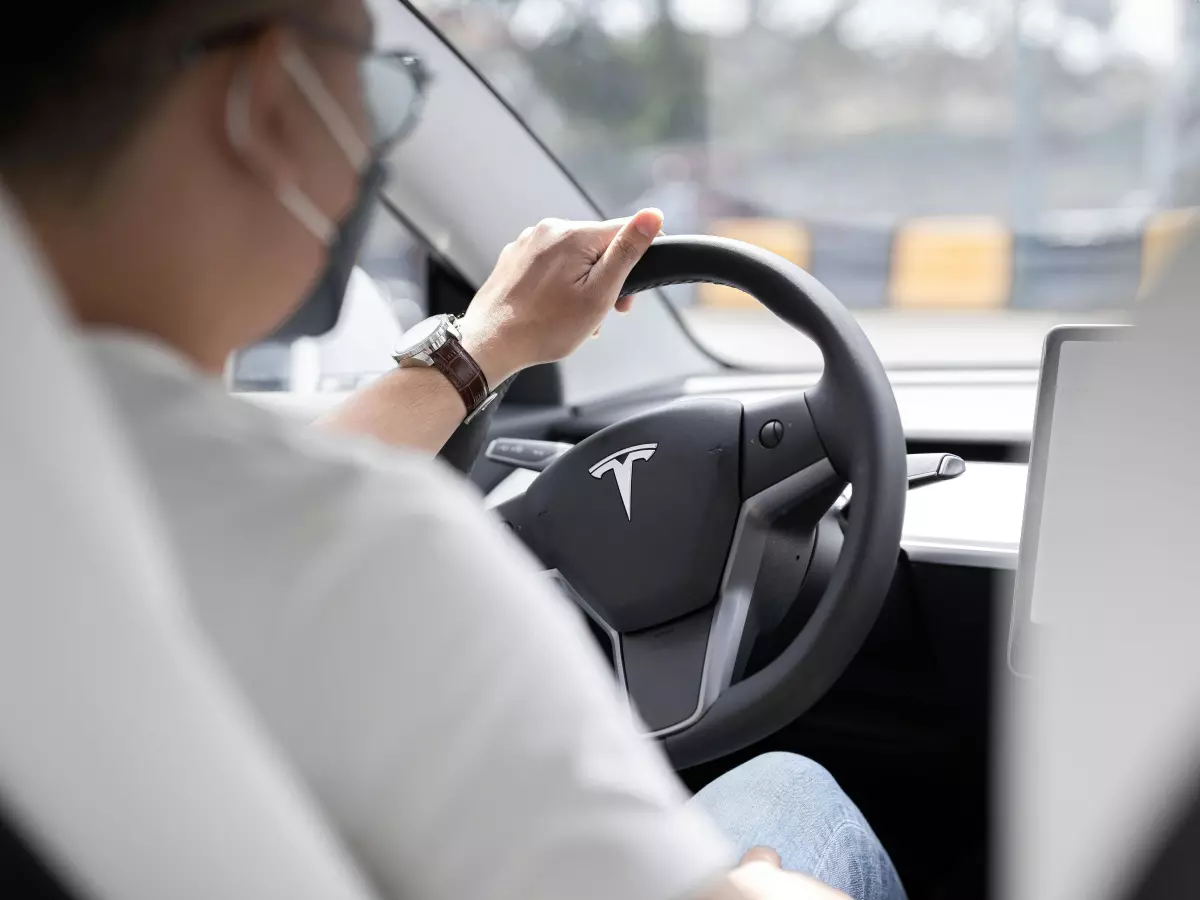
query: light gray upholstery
[
  {"left": 1002, "top": 231, "right": 1200, "bottom": 900},
  {"left": 0, "top": 190, "right": 379, "bottom": 900}
]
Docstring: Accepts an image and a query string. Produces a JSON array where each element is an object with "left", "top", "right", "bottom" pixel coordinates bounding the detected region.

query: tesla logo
[{"left": 589, "top": 444, "right": 658, "bottom": 521}]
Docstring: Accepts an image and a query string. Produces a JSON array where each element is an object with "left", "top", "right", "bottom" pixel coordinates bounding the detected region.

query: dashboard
[
  {"left": 245, "top": 367, "right": 1039, "bottom": 574},
  {"left": 480, "top": 370, "right": 1039, "bottom": 574},
  {"left": 487, "top": 458, "right": 1024, "bottom": 572},
  {"left": 589, "top": 367, "right": 1041, "bottom": 445}
]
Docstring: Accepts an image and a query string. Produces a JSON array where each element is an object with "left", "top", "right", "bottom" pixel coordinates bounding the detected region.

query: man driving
[{"left": 0, "top": 2, "right": 903, "bottom": 899}]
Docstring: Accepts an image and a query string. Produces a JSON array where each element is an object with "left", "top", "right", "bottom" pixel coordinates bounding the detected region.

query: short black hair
[{"left": 0, "top": 1, "right": 313, "bottom": 188}]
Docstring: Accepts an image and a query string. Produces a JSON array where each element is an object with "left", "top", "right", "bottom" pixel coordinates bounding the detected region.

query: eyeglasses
[
  {"left": 188, "top": 18, "right": 430, "bottom": 155},
  {"left": 349, "top": 48, "right": 428, "bottom": 153}
]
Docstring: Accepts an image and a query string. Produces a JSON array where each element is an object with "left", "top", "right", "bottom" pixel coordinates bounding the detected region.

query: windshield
[{"left": 413, "top": 0, "right": 1193, "bottom": 369}]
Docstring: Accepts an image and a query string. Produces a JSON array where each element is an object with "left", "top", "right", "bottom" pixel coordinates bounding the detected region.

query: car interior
[
  {"left": 5, "top": 2, "right": 1200, "bottom": 899},
  {"left": 0, "top": 199, "right": 376, "bottom": 900},
  {"left": 433, "top": 240, "right": 1005, "bottom": 900}
]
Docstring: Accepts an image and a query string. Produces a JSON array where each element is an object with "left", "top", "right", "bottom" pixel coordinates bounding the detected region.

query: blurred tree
[
  {"left": 419, "top": 0, "right": 1167, "bottom": 219},
  {"left": 489, "top": 0, "right": 707, "bottom": 146}
]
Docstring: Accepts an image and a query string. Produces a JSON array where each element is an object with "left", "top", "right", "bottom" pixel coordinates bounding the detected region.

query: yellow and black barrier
[
  {"left": 1142, "top": 209, "right": 1197, "bottom": 293},
  {"left": 699, "top": 218, "right": 812, "bottom": 309},
  {"left": 697, "top": 210, "right": 1197, "bottom": 311}
]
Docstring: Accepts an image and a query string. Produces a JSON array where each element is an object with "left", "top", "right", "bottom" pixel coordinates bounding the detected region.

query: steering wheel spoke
[
  {"left": 740, "top": 390, "right": 835, "bottom": 498},
  {"left": 544, "top": 569, "right": 712, "bottom": 735},
  {"left": 541, "top": 448, "right": 845, "bottom": 740}
]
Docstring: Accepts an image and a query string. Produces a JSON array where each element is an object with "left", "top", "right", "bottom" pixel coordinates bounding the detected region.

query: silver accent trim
[
  {"left": 588, "top": 443, "right": 659, "bottom": 521},
  {"left": 392, "top": 314, "right": 454, "bottom": 368},
  {"left": 902, "top": 539, "right": 1018, "bottom": 570},
  {"left": 463, "top": 390, "right": 499, "bottom": 424},
  {"left": 1008, "top": 325, "right": 1131, "bottom": 678},
  {"left": 485, "top": 469, "right": 539, "bottom": 509},
  {"left": 589, "top": 443, "right": 659, "bottom": 471},
  {"left": 648, "top": 459, "right": 841, "bottom": 737},
  {"left": 545, "top": 570, "right": 627, "bottom": 698},
  {"left": 485, "top": 439, "right": 573, "bottom": 472}
]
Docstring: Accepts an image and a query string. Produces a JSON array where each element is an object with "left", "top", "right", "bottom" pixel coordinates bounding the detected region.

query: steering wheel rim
[
  {"left": 632, "top": 236, "right": 905, "bottom": 765},
  {"left": 499, "top": 235, "right": 906, "bottom": 769}
]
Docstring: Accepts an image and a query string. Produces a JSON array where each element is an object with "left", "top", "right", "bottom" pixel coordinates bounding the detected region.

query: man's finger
[
  {"left": 592, "top": 207, "right": 664, "bottom": 288},
  {"left": 615, "top": 295, "right": 635, "bottom": 313},
  {"left": 565, "top": 216, "right": 633, "bottom": 246},
  {"left": 576, "top": 216, "right": 666, "bottom": 248},
  {"left": 739, "top": 846, "right": 782, "bottom": 868}
]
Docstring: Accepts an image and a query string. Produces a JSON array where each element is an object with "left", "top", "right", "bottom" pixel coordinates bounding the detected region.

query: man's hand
[
  {"left": 316, "top": 209, "right": 662, "bottom": 455},
  {"left": 712, "top": 847, "right": 850, "bottom": 900},
  {"left": 457, "top": 208, "right": 665, "bottom": 387}
]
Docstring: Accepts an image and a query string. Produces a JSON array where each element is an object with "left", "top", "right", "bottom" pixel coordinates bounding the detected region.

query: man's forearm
[
  {"left": 320, "top": 211, "right": 664, "bottom": 456},
  {"left": 315, "top": 326, "right": 511, "bottom": 455},
  {"left": 315, "top": 364, "right": 468, "bottom": 454}
]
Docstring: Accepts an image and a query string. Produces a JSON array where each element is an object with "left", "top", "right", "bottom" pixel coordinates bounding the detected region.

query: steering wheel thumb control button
[
  {"left": 485, "top": 438, "right": 573, "bottom": 472},
  {"left": 759, "top": 420, "right": 785, "bottom": 449}
]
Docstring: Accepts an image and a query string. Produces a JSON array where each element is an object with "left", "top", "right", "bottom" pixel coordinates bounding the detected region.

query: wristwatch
[{"left": 393, "top": 314, "right": 497, "bottom": 421}]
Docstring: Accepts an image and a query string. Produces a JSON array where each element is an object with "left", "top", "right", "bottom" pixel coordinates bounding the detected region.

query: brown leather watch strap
[{"left": 429, "top": 333, "right": 490, "bottom": 415}]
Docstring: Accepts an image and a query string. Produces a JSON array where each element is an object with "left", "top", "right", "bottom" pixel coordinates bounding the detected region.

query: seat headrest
[{"left": 0, "top": 188, "right": 378, "bottom": 900}]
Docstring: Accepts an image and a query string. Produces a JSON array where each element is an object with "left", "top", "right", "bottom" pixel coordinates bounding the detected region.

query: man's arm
[
  {"left": 315, "top": 210, "right": 662, "bottom": 454},
  {"left": 313, "top": 361, "right": 481, "bottom": 455}
]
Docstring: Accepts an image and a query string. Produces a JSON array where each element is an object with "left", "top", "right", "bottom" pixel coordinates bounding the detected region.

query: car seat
[{"left": 0, "top": 189, "right": 380, "bottom": 900}]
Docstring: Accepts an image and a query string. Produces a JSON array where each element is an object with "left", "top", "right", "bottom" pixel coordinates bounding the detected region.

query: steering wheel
[{"left": 493, "top": 236, "right": 907, "bottom": 769}]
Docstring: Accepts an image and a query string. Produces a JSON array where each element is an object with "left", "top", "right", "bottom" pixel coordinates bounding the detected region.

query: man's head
[{"left": 0, "top": 0, "right": 389, "bottom": 370}]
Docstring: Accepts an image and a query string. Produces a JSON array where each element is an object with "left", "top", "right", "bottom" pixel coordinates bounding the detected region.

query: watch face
[{"left": 395, "top": 316, "right": 447, "bottom": 357}]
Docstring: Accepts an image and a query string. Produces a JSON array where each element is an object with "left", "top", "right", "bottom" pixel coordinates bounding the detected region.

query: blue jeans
[{"left": 690, "top": 753, "right": 906, "bottom": 900}]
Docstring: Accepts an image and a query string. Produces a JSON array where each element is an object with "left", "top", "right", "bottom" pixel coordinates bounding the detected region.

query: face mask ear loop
[
  {"left": 279, "top": 43, "right": 371, "bottom": 173},
  {"left": 274, "top": 183, "right": 338, "bottom": 246},
  {"left": 225, "top": 60, "right": 336, "bottom": 246}
]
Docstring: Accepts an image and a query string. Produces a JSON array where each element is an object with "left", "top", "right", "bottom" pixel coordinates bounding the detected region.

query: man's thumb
[
  {"left": 739, "top": 846, "right": 782, "bottom": 868},
  {"left": 594, "top": 207, "right": 664, "bottom": 288}
]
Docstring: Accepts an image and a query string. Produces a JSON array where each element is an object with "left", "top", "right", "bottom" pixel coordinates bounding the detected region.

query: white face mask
[{"left": 226, "top": 44, "right": 370, "bottom": 246}]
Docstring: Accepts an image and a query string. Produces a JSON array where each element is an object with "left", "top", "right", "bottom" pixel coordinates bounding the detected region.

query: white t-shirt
[{"left": 84, "top": 331, "right": 732, "bottom": 900}]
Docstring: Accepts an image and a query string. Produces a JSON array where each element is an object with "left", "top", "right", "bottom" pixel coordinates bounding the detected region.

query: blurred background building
[
  {"left": 409, "top": 0, "right": 1196, "bottom": 315},
  {"left": 240, "top": 1, "right": 1200, "bottom": 388}
]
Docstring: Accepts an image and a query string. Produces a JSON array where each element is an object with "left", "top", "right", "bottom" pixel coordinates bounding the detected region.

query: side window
[{"left": 229, "top": 209, "right": 427, "bottom": 393}]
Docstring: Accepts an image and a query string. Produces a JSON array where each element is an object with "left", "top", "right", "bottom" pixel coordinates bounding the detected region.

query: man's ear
[{"left": 223, "top": 28, "right": 303, "bottom": 194}]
